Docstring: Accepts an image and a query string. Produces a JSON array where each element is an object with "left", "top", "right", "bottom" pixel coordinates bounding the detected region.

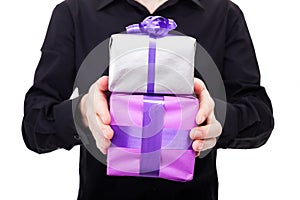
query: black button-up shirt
[{"left": 21, "top": 0, "right": 274, "bottom": 199}]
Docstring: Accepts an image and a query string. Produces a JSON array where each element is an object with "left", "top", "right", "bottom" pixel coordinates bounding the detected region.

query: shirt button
[{"left": 74, "top": 134, "right": 81, "bottom": 140}]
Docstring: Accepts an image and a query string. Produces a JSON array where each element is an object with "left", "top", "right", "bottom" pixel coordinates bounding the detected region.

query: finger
[
  {"left": 88, "top": 108, "right": 114, "bottom": 139},
  {"left": 93, "top": 76, "right": 111, "bottom": 125},
  {"left": 190, "top": 121, "right": 222, "bottom": 140},
  {"left": 192, "top": 139, "right": 204, "bottom": 152},
  {"left": 194, "top": 78, "right": 206, "bottom": 96},
  {"left": 86, "top": 107, "right": 113, "bottom": 138},
  {"left": 87, "top": 118, "right": 107, "bottom": 154},
  {"left": 95, "top": 137, "right": 111, "bottom": 155},
  {"left": 87, "top": 114, "right": 113, "bottom": 154},
  {"left": 192, "top": 138, "right": 217, "bottom": 152},
  {"left": 197, "top": 95, "right": 215, "bottom": 124},
  {"left": 96, "top": 115, "right": 114, "bottom": 140},
  {"left": 97, "top": 76, "right": 109, "bottom": 92},
  {"left": 194, "top": 79, "right": 215, "bottom": 125}
]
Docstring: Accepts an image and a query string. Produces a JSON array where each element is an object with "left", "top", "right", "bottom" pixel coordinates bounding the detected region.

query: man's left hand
[{"left": 190, "top": 78, "right": 222, "bottom": 156}]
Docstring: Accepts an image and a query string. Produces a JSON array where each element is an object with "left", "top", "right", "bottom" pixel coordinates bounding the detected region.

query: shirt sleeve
[
  {"left": 215, "top": 2, "right": 274, "bottom": 149},
  {"left": 21, "top": 2, "right": 82, "bottom": 153}
]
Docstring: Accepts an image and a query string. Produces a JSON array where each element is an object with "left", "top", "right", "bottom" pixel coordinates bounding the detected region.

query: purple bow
[{"left": 126, "top": 16, "right": 177, "bottom": 38}]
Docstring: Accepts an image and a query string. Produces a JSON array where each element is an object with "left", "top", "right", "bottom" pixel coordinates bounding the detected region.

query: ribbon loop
[{"left": 126, "top": 16, "right": 177, "bottom": 38}]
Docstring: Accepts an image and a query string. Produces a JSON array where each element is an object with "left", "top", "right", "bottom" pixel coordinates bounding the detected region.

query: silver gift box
[{"left": 108, "top": 33, "right": 196, "bottom": 94}]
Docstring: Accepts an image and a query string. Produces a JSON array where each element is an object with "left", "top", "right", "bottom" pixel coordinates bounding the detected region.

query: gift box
[
  {"left": 108, "top": 28, "right": 196, "bottom": 95},
  {"left": 107, "top": 93, "right": 199, "bottom": 182}
]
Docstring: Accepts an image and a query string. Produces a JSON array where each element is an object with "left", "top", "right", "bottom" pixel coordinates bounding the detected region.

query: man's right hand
[{"left": 79, "top": 76, "right": 113, "bottom": 154}]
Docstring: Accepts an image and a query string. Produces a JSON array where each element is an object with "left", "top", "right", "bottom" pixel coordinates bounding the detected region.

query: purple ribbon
[
  {"left": 139, "top": 95, "right": 164, "bottom": 176},
  {"left": 111, "top": 126, "right": 192, "bottom": 150},
  {"left": 120, "top": 16, "right": 178, "bottom": 176},
  {"left": 147, "top": 39, "right": 156, "bottom": 93}
]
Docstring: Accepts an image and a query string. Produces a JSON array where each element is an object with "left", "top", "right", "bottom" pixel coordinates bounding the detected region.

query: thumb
[
  {"left": 95, "top": 76, "right": 111, "bottom": 124},
  {"left": 194, "top": 78, "right": 206, "bottom": 96}
]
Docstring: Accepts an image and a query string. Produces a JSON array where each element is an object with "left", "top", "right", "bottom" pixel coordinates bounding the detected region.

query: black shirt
[{"left": 21, "top": 0, "right": 274, "bottom": 199}]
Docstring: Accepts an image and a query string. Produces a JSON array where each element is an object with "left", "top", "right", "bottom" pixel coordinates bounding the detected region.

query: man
[{"left": 22, "top": 0, "right": 274, "bottom": 199}]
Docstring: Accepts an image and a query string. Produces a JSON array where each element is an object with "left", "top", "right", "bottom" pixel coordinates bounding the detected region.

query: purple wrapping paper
[{"left": 107, "top": 93, "right": 199, "bottom": 182}]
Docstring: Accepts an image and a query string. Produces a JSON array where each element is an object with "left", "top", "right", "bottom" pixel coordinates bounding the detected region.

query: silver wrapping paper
[{"left": 108, "top": 33, "right": 196, "bottom": 94}]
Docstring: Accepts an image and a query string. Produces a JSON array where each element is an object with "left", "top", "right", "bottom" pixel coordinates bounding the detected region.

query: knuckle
[
  {"left": 194, "top": 127, "right": 204, "bottom": 138},
  {"left": 208, "top": 125, "right": 216, "bottom": 137},
  {"left": 194, "top": 126, "right": 201, "bottom": 132},
  {"left": 212, "top": 121, "right": 222, "bottom": 135},
  {"left": 201, "top": 127, "right": 208, "bottom": 138}
]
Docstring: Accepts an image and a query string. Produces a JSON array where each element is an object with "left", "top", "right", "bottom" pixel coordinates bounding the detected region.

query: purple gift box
[{"left": 107, "top": 93, "right": 199, "bottom": 182}]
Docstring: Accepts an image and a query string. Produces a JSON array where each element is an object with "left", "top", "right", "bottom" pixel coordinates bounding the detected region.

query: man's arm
[
  {"left": 21, "top": 2, "right": 81, "bottom": 153},
  {"left": 215, "top": 2, "right": 274, "bottom": 149}
]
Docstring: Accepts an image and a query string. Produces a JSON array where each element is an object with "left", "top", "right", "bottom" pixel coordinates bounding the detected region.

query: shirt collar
[
  {"left": 97, "top": 0, "right": 114, "bottom": 11},
  {"left": 96, "top": 0, "right": 204, "bottom": 11}
]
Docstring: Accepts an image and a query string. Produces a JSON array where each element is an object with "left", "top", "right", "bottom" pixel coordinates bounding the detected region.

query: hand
[
  {"left": 190, "top": 78, "right": 222, "bottom": 156},
  {"left": 79, "top": 76, "right": 113, "bottom": 154}
]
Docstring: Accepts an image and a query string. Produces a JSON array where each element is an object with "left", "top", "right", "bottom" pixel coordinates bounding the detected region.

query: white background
[{"left": 0, "top": 0, "right": 299, "bottom": 199}]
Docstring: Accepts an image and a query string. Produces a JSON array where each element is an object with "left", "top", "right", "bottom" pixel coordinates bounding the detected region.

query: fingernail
[
  {"left": 190, "top": 129, "right": 195, "bottom": 139},
  {"left": 197, "top": 116, "right": 204, "bottom": 125}
]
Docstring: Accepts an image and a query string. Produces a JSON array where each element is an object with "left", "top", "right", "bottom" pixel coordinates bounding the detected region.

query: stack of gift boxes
[{"left": 106, "top": 16, "right": 199, "bottom": 182}]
